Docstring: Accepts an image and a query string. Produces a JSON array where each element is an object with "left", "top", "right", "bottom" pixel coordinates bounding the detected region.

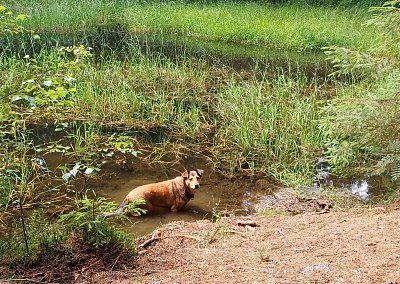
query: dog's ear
[
  {"left": 182, "top": 170, "right": 189, "bottom": 179},
  {"left": 196, "top": 169, "right": 204, "bottom": 177}
]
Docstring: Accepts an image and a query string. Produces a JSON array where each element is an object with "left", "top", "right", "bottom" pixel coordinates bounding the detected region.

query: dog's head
[{"left": 182, "top": 169, "right": 204, "bottom": 193}]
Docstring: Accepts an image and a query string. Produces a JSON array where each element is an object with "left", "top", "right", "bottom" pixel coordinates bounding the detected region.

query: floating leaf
[
  {"left": 70, "top": 163, "right": 82, "bottom": 177},
  {"left": 22, "top": 79, "right": 35, "bottom": 84},
  {"left": 11, "top": 95, "right": 22, "bottom": 102}
]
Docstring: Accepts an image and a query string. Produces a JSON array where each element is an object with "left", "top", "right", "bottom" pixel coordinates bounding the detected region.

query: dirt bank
[{"left": 90, "top": 203, "right": 400, "bottom": 284}]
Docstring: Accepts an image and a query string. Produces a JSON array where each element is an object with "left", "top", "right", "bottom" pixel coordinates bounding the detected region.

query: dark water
[
  {"left": 40, "top": 145, "right": 274, "bottom": 236},
  {"left": 132, "top": 34, "right": 330, "bottom": 79},
  {"left": 1, "top": 27, "right": 331, "bottom": 79}
]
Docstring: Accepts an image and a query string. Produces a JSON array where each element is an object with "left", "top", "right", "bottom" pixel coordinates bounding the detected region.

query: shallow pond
[
  {"left": 93, "top": 157, "right": 275, "bottom": 236},
  {"left": 3, "top": 31, "right": 331, "bottom": 80}
]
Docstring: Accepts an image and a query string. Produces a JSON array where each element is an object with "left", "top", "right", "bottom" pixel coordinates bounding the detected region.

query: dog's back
[{"left": 103, "top": 169, "right": 203, "bottom": 217}]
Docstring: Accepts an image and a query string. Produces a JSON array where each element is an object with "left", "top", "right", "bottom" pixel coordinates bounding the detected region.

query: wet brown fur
[{"left": 103, "top": 169, "right": 203, "bottom": 218}]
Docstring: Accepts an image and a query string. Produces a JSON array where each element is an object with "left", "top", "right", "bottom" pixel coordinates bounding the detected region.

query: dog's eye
[{"left": 189, "top": 177, "right": 193, "bottom": 180}]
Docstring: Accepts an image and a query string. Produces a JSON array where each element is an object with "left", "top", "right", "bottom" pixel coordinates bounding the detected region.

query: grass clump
[
  {"left": 4, "top": 0, "right": 129, "bottom": 32},
  {"left": 72, "top": 53, "right": 213, "bottom": 137},
  {"left": 0, "top": 210, "right": 67, "bottom": 265},
  {"left": 213, "top": 74, "right": 326, "bottom": 185}
]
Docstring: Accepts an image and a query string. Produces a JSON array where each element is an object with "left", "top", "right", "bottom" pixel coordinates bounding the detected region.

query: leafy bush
[
  {"left": 10, "top": 45, "right": 91, "bottom": 109},
  {"left": 59, "top": 192, "right": 135, "bottom": 250}
]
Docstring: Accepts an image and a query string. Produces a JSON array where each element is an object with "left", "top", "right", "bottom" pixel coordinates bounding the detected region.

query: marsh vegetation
[{"left": 1, "top": 0, "right": 400, "bottom": 281}]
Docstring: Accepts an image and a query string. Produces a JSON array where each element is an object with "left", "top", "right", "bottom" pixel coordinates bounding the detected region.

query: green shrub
[
  {"left": 0, "top": 210, "right": 66, "bottom": 264},
  {"left": 322, "top": 0, "right": 400, "bottom": 184},
  {"left": 59, "top": 192, "right": 135, "bottom": 250}
]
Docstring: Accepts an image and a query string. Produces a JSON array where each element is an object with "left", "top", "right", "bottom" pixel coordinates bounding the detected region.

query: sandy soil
[{"left": 90, "top": 203, "right": 400, "bottom": 284}]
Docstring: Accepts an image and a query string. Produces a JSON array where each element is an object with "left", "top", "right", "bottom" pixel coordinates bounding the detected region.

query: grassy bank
[
  {"left": 122, "top": 3, "right": 376, "bottom": 51},
  {"left": 4, "top": 0, "right": 378, "bottom": 52}
]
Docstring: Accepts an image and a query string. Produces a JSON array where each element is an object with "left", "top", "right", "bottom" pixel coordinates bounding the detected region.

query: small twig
[
  {"left": 225, "top": 229, "right": 248, "bottom": 238},
  {"left": 5, "top": 279, "right": 45, "bottom": 283},
  {"left": 237, "top": 220, "right": 259, "bottom": 227},
  {"left": 139, "top": 236, "right": 160, "bottom": 249},
  {"left": 139, "top": 231, "right": 161, "bottom": 249},
  {"left": 174, "top": 234, "right": 203, "bottom": 242},
  {"left": 73, "top": 258, "right": 102, "bottom": 282},
  {"left": 111, "top": 253, "right": 122, "bottom": 270}
]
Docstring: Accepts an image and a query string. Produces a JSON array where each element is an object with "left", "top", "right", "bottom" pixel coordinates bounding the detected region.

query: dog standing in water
[{"left": 103, "top": 169, "right": 204, "bottom": 218}]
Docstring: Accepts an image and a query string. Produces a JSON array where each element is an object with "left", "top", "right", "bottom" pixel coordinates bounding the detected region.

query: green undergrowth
[{"left": 0, "top": 43, "right": 328, "bottom": 186}]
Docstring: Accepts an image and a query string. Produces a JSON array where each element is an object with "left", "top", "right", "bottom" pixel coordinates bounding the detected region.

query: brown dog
[{"left": 103, "top": 169, "right": 204, "bottom": 218}]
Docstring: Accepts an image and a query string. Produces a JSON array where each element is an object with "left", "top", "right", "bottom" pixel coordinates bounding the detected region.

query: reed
[
  {"left": 212, "top": 73, "right": 327, "bottom": 184},
  {"left": 72, "top": 51, "right": 212, "bottom": 138}
]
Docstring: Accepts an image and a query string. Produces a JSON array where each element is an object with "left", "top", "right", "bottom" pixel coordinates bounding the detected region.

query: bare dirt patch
[{"left": 92, "top": 204, "right": 400, "bottom": 284}]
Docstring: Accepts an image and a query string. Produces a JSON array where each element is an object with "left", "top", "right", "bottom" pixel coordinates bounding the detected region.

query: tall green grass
[
  {"left": 4, "top": 0, "right": 377, "bottom": 52},
  {"left": 121, "top": 3, "right": 377, "bottom": 51},
  {"left": 4, "top": 0, "right": 131, "bottom": 32},
  {"left": 213, "top": 74, "right": 326, "bottom": 184},
  {"left": 73, "top": 52, "right": 212, "bottom": 138}
]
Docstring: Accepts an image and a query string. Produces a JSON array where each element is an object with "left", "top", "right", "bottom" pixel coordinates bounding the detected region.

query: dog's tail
[{"left": 101, "top": 201, "right": 128, "bottom": 219}]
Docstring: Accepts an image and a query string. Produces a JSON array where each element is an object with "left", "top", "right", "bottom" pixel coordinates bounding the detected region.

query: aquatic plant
[{"left": 212, "top": 73, "right": 326, "bottom": 184}]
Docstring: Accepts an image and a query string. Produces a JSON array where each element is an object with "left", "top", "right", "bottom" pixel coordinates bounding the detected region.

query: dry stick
[
  {"left": 174, "top": 234, "right": 203, "bottom": 242},
  {"left": 73, "top": 258, "right": 103, "bottom": 283},
  {"left": 139, "top": 231, "right": 161, "bottom": 249},
  {"left": 6, "top": 279, "right": 44, "bottom": 283},
  {"left": 139, "top": 236, "right": 160, "bottom": 249},
  {"left": 18, "top": 184, "right": 29, "bottom": 255},
  {"left": 225, "top": 229, "right": 248, "bottom": 238},
  {"left": 237, "top": 220, "right": 259, "bottom": 227},
  {"left": 111, "top": 253, "right": 122, "bottom": 270}
]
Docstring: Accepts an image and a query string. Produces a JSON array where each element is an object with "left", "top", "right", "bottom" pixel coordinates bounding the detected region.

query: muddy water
[
  {"left": 94, "top": 158, "right": 274, "bottom": 236},
  {"left": 30, "top": 124, "right": 389, "bottom": 237}
]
